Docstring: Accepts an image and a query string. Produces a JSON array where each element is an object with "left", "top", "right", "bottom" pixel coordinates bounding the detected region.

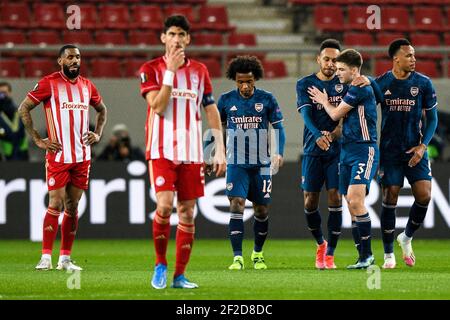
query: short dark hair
[
  {"left": 59, "top": 44, "right": 79, "bottom": 57},
  {"left": 319, "top": 39, "right": 341, "bottom": 54},
  {"left": 226, "top": 55, "right": 264, "bottom": 81},
  {"left": 0, "top": 81, "right": 12, "bottom": 92},
  {"left": 336, "top": 49, "right": 363, "bottom": 69},
  {"left": 388, "top": 38, "right": 412, "bottom": 58},
  {"left": 163, "top": 15, "right": 190, "bottom": 34}
]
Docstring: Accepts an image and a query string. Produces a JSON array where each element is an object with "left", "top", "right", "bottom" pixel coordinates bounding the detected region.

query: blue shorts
[
  {"left": 301, "top": 153, "right": 340, "bottom": 192},
  {"left": 378, "top": 157, "right": 432, "bottom": 187},
  {"left": 339, "top": 143, "right": 379, "bottom": 195},
  {"left": 226, "top": 165, "right": 272, "bottom": 205}
]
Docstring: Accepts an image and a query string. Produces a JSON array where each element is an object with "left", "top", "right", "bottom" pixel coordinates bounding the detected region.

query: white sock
[
  {"left": 59, "top": 255, "right": 70, "bottom": 263},
  {"left": 42, "top": 254, "right": 52, "bottom": 260},
  {"left": 402, "top": 232, "right": 413, "bottom": 242},
  {"left": 384, "top": 253, "right": 394, "bottom": 259}
]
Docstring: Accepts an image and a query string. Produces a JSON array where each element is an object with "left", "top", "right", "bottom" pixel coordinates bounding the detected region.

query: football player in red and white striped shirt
[
  {"left": 139, "top": 15, "right": 225, "bottom": 289},
  {"left": 19, "top": 45, "right": 107, "bottom": 271}
]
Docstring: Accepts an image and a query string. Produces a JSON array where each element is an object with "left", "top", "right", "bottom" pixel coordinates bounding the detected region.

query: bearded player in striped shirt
[
  {"left": 139, "top": 15, "right": 226, "bottom": 289},
  {"left": 19, "top": 45, "right": 107, "bottom": 271}
]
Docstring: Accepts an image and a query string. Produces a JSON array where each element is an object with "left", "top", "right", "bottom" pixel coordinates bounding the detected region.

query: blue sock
[
  {"left": 253, "top": 216, "right": 268, "bottom": 252},
  {"left": 380, "top": 203, "right": 396, "bottom": 254},
  {"left": 326, "top": 206, "right": 342, "bottom": 256},
  {"left": 351, "top": 221, "right": 361, "bottom": 255},
  {"left": 304, "top": 209, "right": 324, "bottom": 245},
  {"left": 229, "top": 211, "right": 244, "bottom": 256},
  {"left": 356, "top": 213, "right": 372, "bottom": 259},
  {"left": 405, "top": 202, "right": 428, "bottom": 238}
]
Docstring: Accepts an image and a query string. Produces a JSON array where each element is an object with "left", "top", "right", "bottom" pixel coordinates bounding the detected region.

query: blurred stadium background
[{"left": 1, "top": 0, "right": 450, "bottom": 240}]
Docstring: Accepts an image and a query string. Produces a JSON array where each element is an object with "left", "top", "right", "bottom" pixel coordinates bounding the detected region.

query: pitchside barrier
[{"left": 0, "top": 161, "right": 449, "bottom": 240}]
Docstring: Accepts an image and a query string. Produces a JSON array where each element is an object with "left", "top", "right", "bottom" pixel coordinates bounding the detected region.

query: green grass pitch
[{"left": 1, "top": 239, "right": 450, "bottom": 300}]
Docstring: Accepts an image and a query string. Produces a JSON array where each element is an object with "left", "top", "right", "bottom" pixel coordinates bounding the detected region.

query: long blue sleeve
[
  {"left": 300, "top": 105, "right": 322, "bottom": 140},
  {"left": 368, "top": 76, "right": 383, "bottom": 105},
  {"left": 272, "top": 121, "right": 286, "bottom": 156},
  {"left": 422, "top": 107, "right": 438, "bottom": 146}
]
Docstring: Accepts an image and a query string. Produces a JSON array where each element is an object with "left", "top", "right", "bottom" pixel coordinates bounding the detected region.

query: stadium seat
[
  {"left": 130, "top": 5, "right": 164, "bottom": 30},
  {"left": 446, "top": 8, "right": 450, "bottom": 31},
  {"left": 90, "top": 58, "right": 122, "bottom": 78},
  {"left": 164, "top": 6, "right": 196, "bottom": 25},
  {"left": 228, "top": 33, "right": 257, "bottom": 47},
  {"left": 314, "top": 6, "right": 344, "bottom": 32},
  {"left": 62, "top": 31, "right": 94, "bottom": 45},
  {"left": 198, "top": 58, "right": 222, "bottom": 78},
  {"left": 99, "top": 4, "right": 130, "bottom": 29},
  {"left": 410, "top": 33, "right": 442, "bottom": 59},
  {"left": 193, "top": 33, "right": 224, "bottom": 46},
  {"left": 343, "top": 33, "right": 373, "bottom": 59},
  {"left": 0, "top": 59, "right": 21, "bottom": 78},
  {"left": 128, "top": 31, "right": 160, "bottom": 46},
  {"left": 262, "top": 60, "right": 287, "bottom": 78},
  {"left": 95, "top": 31, "right": 127, "bottom": 46},
  {"left": 124, "top": 58, "right": 147, "bottom": 78},
  {"left": 33, "top": 3, "right": 66, "bottom": 29},
  {"left": 198, "top": 5, "right": 234, "bottom": 31},
  {"left": 0, "top": 3, "right": 31, "bottom": 29},
  {"left": 227, "top": 33, "right": 264, "bottom": 61},
  {"left": 381, "top": 6, "right": 411, "bottom": 31},
  {"left": 177, "top": 0, "right": 207, "bottom": 4},
  {"left": 29, "top": 31, "right": 60, "bottom": 46},
  {"left": 0, "top": 31, "right": 26, "bottom": 45},
  {"left": 376, "top": 32, "right": 405, "bottom": 46},
  {"left": 413, "top": 7, "right": 445, "bottom": 32},
  {"left": 24, "top": 58, "right": 56, "bottom": 78},
  {"left": 415, "top": 60, "right": 439, "bottom": 78},
  {"left": 78, "top": 4, "right": 98, "bottom": 30},
  {"left": 444, "top": 33, "right": 450, "bottom": 46},
  {"left": 344, "top": 33, "right": 374, "bottom": 46},
  {"left": 374, "top": 59, "right": 392, "bottom": 75},
  {"left": 346, "top": 6, "right": 371, "bottom": 31}
]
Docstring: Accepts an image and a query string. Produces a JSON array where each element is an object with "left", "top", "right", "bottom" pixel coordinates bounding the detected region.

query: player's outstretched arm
[
  {"left": 300, "top": 105, "right": 330, "bottom": 151},
  {"left": 84, "top": 101, "right": 107, "bottom": 146},
  {"left": 307, "top": 86, "right": 352, "bottom": 121},
  {"left": 204, "top": 103, "right": 226, "bottom": 177},
  {"left": 18, "top": 96, "right": 62, "bottom": 153}
]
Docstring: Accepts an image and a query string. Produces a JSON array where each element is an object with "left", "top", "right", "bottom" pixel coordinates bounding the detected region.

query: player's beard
[
  {"left": 321, "top": 67, "right": 335, "bottom": 78},
  {"left": 63, "top": 64, "right": 80, "bottom": 79}
]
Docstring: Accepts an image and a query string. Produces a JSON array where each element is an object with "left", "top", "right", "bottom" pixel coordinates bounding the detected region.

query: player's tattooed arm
[
  {"left": 84, "top": 101, "right": 107, "bottom": 146},
  {"left": 18, "top": 96, "right": 62, "bottom": 153}
]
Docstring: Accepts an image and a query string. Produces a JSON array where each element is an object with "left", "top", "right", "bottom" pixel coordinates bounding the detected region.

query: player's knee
[
  {"left": 346, "top": 196, "right": 364, "bottom": 214},
  {"left": 49, "top": 198, "right": 64, "bottom": 212},
  {"left": 304, "top": 193, "right": 319, "bottom": 211},
  {"left": 254, "top": 205, "right": 269, "bottom": 219},
  {"left": 64, "top": 198, "right": 79, "bottom": 213},
  {"left": 157, "top": 204, "right": 173, "bottom": 217},
  {"left": 230, "top": 198, "right": 245, "bottom": 213},
  {"left": 416, "top": 192, "right": 431, "bottom": 206},
  {"left": 383, "top": 188, "right": 399, "bottom": 205},
  {"left": 327, "top": 190, "right": 341, "bottom": 207}
]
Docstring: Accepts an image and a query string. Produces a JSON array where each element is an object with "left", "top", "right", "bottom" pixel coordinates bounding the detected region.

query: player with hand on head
[
  {"left": 308, "top": 49, "right": 379, "bottom": 269},
  {"left": 375, "top": 39, "right": 438, "bottom": 269},
  {"left": 19, "top": 44, "right": 107, "bottom": 271},
  {"left": 139, "top": 15, "right": 225, "bottom": 289},
  {"left": 214, "top": 55, "right": 285, "bottom": 271}
]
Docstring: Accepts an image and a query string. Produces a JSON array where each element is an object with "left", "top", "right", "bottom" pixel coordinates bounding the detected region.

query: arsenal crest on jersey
[
  {"left": 335, "top": 84, "right": 343, "bottom": 93},
  {"left": 410, "top": 87, "right": 419, "bottom": 97},
  {"left": 255, "top": 103, "right": 263, "bottom": 112}
]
